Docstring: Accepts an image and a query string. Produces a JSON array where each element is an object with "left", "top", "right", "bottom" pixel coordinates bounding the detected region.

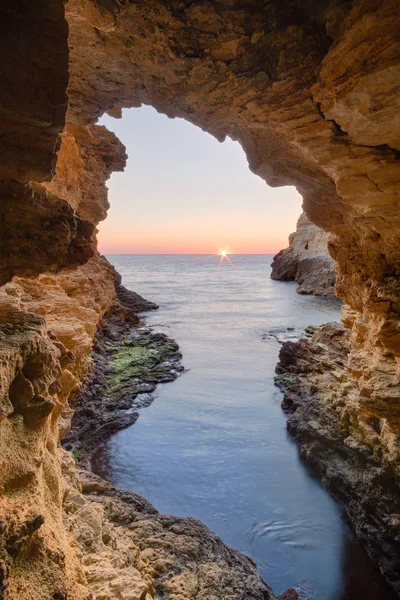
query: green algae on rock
[
  {"left": 107, "top": 334, "right": 181, "bottom": 392},
  {"left": 274, "top": 372, "right": 297, "bottom": 392},
  {"left": 304, "top": 325, "right": 323, "bottom": 338},
  {"left": 107, "top": 345, "right": 154, "bottom": 390},
  {"left": 63, "top": 293, "right": 183, "bottom": 464}
]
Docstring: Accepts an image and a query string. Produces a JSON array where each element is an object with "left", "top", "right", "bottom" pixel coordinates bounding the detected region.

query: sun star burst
[{"left": 217, "top": 249, "right": 234, "bottom": 266}]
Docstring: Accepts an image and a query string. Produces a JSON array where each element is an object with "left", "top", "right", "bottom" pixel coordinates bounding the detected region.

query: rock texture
[
  {"left": 1, "top": 0, "right": 400, "bottom": 598},
  {"left": 0, "top": 2, "right": 68, "bottom": 183},
  {"left": 62, "top": 462, "right": 277, "bottom": 600},
  {"left": 271, "top": 213, "right": 336, "bottom": 295},
  {"left": 63, "top": 283, "right": 182, "bottom": 463},
  {"left": 0, "top": 257, "right": 278, "bottom": 600},
  {"left": 0, "top": 255, "right": 117, "bottom": 600},
  {"left": 276, "top": 323, "right": 400, "bottom": 595}
]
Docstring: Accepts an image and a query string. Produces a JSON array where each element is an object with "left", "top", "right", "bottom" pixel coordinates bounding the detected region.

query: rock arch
[
  {"left": 1, "top": 0, "right": 400, "bottom": 598},
  {"left": 64, "top": 0, "right": 400, "bottom": 479}
]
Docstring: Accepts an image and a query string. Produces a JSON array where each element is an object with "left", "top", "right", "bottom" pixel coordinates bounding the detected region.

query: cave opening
[
  {"left": 97, "top": 105, "right": 303, "bottom": 257},
  {"left": 83, "top": 107, "right": 390, "bottom": 600},
  {"left": 2, "top": 1, "right": 400, "bottom": 599}
]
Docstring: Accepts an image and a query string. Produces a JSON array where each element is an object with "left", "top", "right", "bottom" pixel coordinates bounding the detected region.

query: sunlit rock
[
  {"left": 271, "top": 213, "right": 336, "bottom": 295},
  {"left": 0, "top": 0, "right": 399, "bottom": 597}
]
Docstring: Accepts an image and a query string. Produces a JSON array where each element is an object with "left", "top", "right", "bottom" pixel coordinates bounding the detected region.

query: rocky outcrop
[
  {"left": 62, "top": 461, "right": 277, "bottom": 600},
  {"left": 1, "top": 0, "right": 400, "bottom": 598},
  {"left": 271, "top": 213, "right": 336, "bottom": 295},
  {"left": 276, "top": 323, "right": 400, "bottom": 595},
  {"left": 63, "top": 283, "right": 182, "bottom": 462},
  {"left": 0, "top": 256, "right": 117, "bottom": 600}
]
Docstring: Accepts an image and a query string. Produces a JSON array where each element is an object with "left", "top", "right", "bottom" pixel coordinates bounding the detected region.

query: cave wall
[
  {"left": 0, "top": 0, "right": 400, "bottom": 597},
  {"left": 0, "top": 1, "right": 89, "bottom": 285}
]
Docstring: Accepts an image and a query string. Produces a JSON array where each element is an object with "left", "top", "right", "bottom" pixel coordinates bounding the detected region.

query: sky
[{"left": 98, "top": 106, "right": 302, "bottom": 254}]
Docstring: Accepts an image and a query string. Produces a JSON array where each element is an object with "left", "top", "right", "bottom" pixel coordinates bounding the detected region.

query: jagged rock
[
  {"left": 62, "top": 462, "right": 277, "bottom": 600},
  {"left": 62, "top": 297, "right": 182, "bottom": 461},
  {"left": 0, "top": 180, "right": 97, "bottom": 286},
  {"left": 1, "top": 0, "right": 400, "bottom": 598},
  {"left": 271, "top": 213, "right": 336, "bottom": 295},
  {"left": 276, "top": 323, "right": 400, "bottom": 595},
  {"left": 105, "top": 256, "right": 159, "bottom": 313}
]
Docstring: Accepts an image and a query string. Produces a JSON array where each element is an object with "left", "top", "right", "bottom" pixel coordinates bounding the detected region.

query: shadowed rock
[{"left": 1, "top": 0, "right": 400, "bottom": 598}]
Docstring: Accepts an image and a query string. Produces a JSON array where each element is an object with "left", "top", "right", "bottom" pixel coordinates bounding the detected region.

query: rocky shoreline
[
  {"left": 275, "top": 323, "right": 400, "bottom": 597},
  {"left": 2, "top": 2, "right": 400, "bottom": 598},
  {"left": 63, "top": 284, "right": 183, "bottom": 465},
  {"left": 271, "top": 213, "right": 336, "bottom": 296},
  {"left": 65, "top": 280, "right": 400, "bottom": 598},
  {"left": 61, "top": 281, "right": 298, "bottom": 600},
  {"left": 62, "top": 457, "right": 284, "bottom": 600}
]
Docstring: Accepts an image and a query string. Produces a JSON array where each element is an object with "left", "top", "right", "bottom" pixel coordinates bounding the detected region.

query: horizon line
[{"left": 102, "top": 252, "right": 276, "bottom": 256}]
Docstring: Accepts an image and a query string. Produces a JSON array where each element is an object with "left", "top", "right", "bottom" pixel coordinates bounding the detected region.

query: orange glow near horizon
[
  {"left": 97, "top": 210, "right": 293, "bottom": 256},
  {"left": 98, "top": 230, "right": 288, "bottom": 255},
  {"left": 97, "top": 107, "right": 303, "bottom": 256}
]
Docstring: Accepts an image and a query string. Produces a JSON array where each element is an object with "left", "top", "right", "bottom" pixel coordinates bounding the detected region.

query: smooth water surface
[{"left": 93, "top": 255, "right": 394, "bottom": 600}]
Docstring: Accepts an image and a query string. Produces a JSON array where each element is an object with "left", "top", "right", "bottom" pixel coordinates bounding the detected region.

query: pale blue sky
[{"left": 98, "top": 106, "right": 302, "bottom": 254}]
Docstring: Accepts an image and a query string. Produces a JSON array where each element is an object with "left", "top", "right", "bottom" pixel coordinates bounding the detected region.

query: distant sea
[{"left": 93, "top": 254, "right": 393, "bottom": 600}]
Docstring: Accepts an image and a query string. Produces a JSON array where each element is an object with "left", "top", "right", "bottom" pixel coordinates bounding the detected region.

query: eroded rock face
[
  {"left": 0, "top": 2, "right": 68, "bottom": 183},
  {"left": 62, "top": 462, "right": 276, "bottom": 600},
  {"left": 0, "top": 180, "right": 97, "bottom": 285},
  {"left": 1, "top": 0, "right": 400, "bottom": 598},
  {"left": 44, "top": 122, "right": 127, "bottom": 226},
  {"left": 62, "top": 280, "right": 177, "bottom": 462},
  {"left": 276, "top": 323, "right": 400, "bottom": 594},
  {"left": 271, "top": 213, "right": 336, "bottom": 295},
  {"left": 0, "top": 256, "right": 117, "bottom": 599}
]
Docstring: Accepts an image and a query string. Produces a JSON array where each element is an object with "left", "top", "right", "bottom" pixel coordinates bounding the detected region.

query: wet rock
[
  {"left": 63, "top": 293, "right": 183, "bottom": 462},
  {"left": 277, "top": 589, "right": 299, "bottom": 600},
  {"left": 74, "top": 469, "right": 276, "bottom": 600},
  {"left": 104, "top": 257, "right": 159, "bottom": 314},
  {"left": 276, "top": 323, "right": 400, "bottom": 595}
]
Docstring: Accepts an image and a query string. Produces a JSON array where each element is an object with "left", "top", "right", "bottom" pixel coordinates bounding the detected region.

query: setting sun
[
  {"left": 217, "top": 249, "right": 234, "bottom": 266},
  {"left": 97, "top": 106, "right": 302, "bottom": 255}
]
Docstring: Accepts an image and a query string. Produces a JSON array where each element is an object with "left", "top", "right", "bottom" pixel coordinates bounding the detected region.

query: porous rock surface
[
  {"left": 276, "top": 322, "right": 400, "bottom": 594},
  {"left": 271, "top": 213, "right": 336, "bottom": 295},
  {"left": 1, "top": 0, "right": 400, "bottom": 598},
  {"left": 63, "top": 461, "right": 276, "bottom": 600},
  {"left": 63, "top": 281, "right": 182, "bottom": 462}
]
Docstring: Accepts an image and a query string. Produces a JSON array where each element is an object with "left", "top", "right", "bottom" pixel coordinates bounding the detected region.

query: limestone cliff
[
  {"left": 1, "top": 0, "right": 400, "bottom": 598},
  {"left": 271, "top": 213, "right": 336, "bottom": 295}
]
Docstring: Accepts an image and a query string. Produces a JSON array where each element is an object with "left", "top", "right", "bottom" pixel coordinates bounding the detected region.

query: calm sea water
[{"left": 93, "top": 255, "right": 394, "bottom": 600}]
